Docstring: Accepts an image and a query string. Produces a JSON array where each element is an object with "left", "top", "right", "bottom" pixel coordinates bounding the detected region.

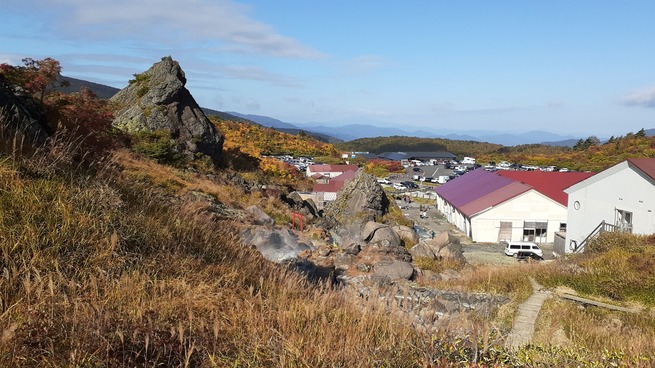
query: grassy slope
[
  {"left": 1, "top": 126, "right": 653, "bottom": 366},
  {"left": 0, "top": 149, "right": 430, "bottom": 367}
]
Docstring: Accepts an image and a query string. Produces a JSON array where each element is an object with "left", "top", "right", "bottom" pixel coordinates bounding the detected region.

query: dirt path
[{"left": 505, "top": 278, "right": 551, "bottom": 349}]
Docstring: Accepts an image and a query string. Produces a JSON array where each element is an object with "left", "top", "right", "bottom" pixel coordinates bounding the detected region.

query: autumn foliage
[
  {"left": 1, "top": 58, "right": 117, "bottom": 159},
  {"left": 212, "top": 117, "right": 338, "bottom": 184}
]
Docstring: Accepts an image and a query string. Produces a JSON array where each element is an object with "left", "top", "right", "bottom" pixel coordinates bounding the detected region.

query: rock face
[
  {"left": 409, "top": 231, "right": 466, "bottom": 264},
  {"left": 241, "top": 227, "right": 313, "bottom": 263},
  {"left": 322, "top": 170, "right": 391, "bottom": 230},
  {"left": 0, "top": 76, "right": 50, "bottom": 145},
  {"left": 283, "top": 191, "right": 320, "bottom": 221},
  {"left": 110, "top": 56, "right": 223, "bottom": 161}
]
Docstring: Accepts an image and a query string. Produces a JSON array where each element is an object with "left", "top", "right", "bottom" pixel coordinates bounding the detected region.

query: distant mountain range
[{"left": 57, "top": 75, "right": 654, "bottom": 147}]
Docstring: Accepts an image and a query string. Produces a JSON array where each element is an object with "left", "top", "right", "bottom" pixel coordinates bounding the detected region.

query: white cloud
[
  {"left": 221, "top": 65, "right": 301, "bottom": 87},
  {"left": 621, "top": 86, "right": 655, "bottom": 108},
  {"left": 341, "top": 55, "right": 389, "bottom": 75},
  {"left": 43, "top": 0, "right": 325, "bottom": 59}
]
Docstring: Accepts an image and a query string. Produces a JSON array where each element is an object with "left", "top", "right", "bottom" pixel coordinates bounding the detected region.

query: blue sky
[{"left": 2, "top": 0, "right": 654, "bottom": 137}]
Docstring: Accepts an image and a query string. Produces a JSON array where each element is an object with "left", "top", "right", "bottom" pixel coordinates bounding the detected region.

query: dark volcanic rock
[
  {"left": 110, "top": 56, "right": 223, "bottom": 161},
  {"left": 0, "top": 76, "right": 50, "bottom": 145}
]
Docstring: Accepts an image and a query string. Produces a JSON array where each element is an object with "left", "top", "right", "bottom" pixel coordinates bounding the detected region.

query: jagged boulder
[
  {"left": 0, "top": 76, "right": 50, "bottom": 145},
  {"left": 322, "top": 170, "right": 391, "bottom": 229},
  {"left": 392, "top": 225, "right": 419, "bottom": 246},
  {"left": 409, "top": 231, "right": 466, "bottom": 264},
  {"left": 110, "top": 56, "right": 223, "bottom": 161},
  {"left": 245, "top": 205, "right": 275, "bottom": 227},
  {"left": 362, "top": 221, "right": 401, "bottom": 247},
  {"left": 283, "top": 191, "right": 320, "bottom": 220}
]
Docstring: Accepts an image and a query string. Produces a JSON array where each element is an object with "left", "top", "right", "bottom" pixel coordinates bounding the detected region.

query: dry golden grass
[
  {"left": 0, "top": 147, "right": 435, "bottom": 367},
  {"left": 3, "top": 128, "right": 655, "bottom": 366}
]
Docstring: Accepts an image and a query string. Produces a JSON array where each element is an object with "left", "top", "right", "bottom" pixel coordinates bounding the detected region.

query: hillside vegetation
[
  {"left": 480, "top": 132, "right": 655, "bottom": 171},
  {"left": 336, "top": 131, "right": 655, "bottom": 172},
  {"left": 336, "top": 136, "right": 504, "bottom": 157}
]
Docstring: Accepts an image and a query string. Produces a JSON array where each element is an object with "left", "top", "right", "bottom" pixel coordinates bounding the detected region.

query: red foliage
[
  {"left": 45, "top": 87, "right": 116, "bottom": 153},
  {"left": 0, "top": 58, "right": 67, "bottom": 101}
]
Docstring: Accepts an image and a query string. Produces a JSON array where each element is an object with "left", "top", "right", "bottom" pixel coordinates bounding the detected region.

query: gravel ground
[{"left": 397, "top": 198, "right": 555, "bottom": 265}]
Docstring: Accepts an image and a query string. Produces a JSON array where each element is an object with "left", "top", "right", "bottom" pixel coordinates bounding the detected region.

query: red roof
[
  {"left": 458, "top": 181, "right": 531, "bottom": 217},
  {"left": 312, "top": 170, "right": 357, "bottom": 193},
  {"left": 628, "top": 158, "right": 655, "bottom": 181},
  {"left": 497, "top": 170, "right": 595, "bottom": 206},
  {"left": 308, "top": 164, "right": 358, "bottom": 173}
]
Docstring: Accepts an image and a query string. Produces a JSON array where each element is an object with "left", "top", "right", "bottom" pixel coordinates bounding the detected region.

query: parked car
[
  {"left": 424, "top": 176, "right": 434, "bottom": 183},
  {"left": 401, "top": 181, "right": 419, "bottom": 189},
  {"left": 393, "top": 183, "right": 406, "bottom": 190},
  {"left": 377, "top": 178, "right": 392, "bottom": 185},
  {"left": 412, "top": 167, "right": 422, "bottom": 172},
  {"left": 516, "top": 251, "right": 544, "bottom": 262},
  {"left": 504, "top": 241, "right": 543, "bottom": 257}
]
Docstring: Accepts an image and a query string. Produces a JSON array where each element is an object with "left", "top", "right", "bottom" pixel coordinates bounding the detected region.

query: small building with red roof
[
  {"left": 308, "top": 169, "right": 358, "bottom": 209},
  {"left": 306, "top": 164, "right": 359, "bottom": 179},
  {"left": 563, "top": 158, "right": 655, "bottom": 254},
  {"left": 435, "top": 168, "right": 594, "bottom": 244}
]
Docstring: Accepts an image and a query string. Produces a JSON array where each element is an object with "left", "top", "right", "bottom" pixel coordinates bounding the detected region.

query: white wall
[
  {"left": 435, "top": 195, "right": 472, "bottom": 238},
  {"left": 565, "top": 165, "right": 655, "bottom": 253},
  {"left": 470, "top": 190, "right": 567, "bottom": 243}
]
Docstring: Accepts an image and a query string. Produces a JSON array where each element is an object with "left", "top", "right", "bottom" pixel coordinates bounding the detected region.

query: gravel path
[{"left": 505, "top": 278, "right": 552, "bottom": 350}]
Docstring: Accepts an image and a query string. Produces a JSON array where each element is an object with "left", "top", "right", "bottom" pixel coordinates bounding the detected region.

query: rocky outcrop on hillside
[
  {"left": 409, "top": 231, "right": 466, "bottom": 265},
  {"left": 0, "top": 76, "right": 50, "bottom": 145},
  {"left": 283, "top": 191, "right": 320, "bottom": 221},
  {"left": 323, "top": 170, "right": 390, "bottom": 226},
  {"left": 110, "top": 56, "right": 223, "bottom": 161}
]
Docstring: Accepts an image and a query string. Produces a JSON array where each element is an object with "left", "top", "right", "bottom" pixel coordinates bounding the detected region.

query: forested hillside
[
  {"left": 480, "top": 131, "right": 655, "bottom": 171},
  {"left": 335, "top": 135, "right": 504, "bottom": 157}
]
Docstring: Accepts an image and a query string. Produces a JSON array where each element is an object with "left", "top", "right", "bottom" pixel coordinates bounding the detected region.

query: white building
[
  {"left": 435, "top": 169, "right": 594, "bottom": 243},
  {"left": 563, "top": 158, "right": 655, "bottom": 254}
]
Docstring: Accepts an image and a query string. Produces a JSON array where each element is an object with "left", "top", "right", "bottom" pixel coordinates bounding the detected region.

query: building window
[
  {"left": 615, "top": 209, "right": 633, "bottom": 233},
  {"left": 523, "top": 221, "right": 547, "bottom": 243},
  {"left": 559, "top": 223, "right": 567, "bottom": 232}
]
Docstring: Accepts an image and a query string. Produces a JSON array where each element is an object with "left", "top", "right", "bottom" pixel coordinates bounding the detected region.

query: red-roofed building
[
  {"left": 563, "top": 158, "right": 655, "bottom": 254},
  {"left": 497, "top": 170, "right": 595, "bottom": 206},
  {"left": 435, "top": 169, "right": 594, "bottom": 243},
  {"left": 310, "top": 169, "right": 358, "bottom": 209},
  {"left": 306, "top": 164, "right": 358, "bottom": 179}
]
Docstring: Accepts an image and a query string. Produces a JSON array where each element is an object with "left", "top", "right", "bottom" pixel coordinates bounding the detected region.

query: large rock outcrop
[
  {"left": 0, "top": 76, "right": 50, "bottom": 145},
  {"left": 322, "top": 170, "right": 391, "bottom": 231},
  {"left": 110, "top": 56, "right": 223, "bottom": 161}
]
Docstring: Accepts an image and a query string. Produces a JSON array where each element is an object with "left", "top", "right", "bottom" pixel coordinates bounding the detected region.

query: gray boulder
[
  {"left": 373, "top": 259, "right": 414, "bottom": 280},
  {"left": 110, "top": 56, "right": 223, "bottom": 161},
  {"left": 245, "top": 205, "right": 274, "bottom": 227},
  {"left": 392, "top": 225, "right": 419, "bottom": 246},
  {"left": 409, "top": 241, "right": 437, "bottom": 259},
  {"left": 362, "top": 221, "right": 401, "bottom": 247},
  {"left": 322, "top": 170, "right": 392, "bottom": 229},
  {"left": 284, "top": 191, "right": 319, "bottom": 220},
  {"left": 241, "top": 227, "right": 313, "bottom": 263}
]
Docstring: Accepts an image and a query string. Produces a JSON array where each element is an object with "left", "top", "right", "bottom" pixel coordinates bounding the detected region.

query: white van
[{"left": 504, "top": 241, "right": 543, "bottom": 257}]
